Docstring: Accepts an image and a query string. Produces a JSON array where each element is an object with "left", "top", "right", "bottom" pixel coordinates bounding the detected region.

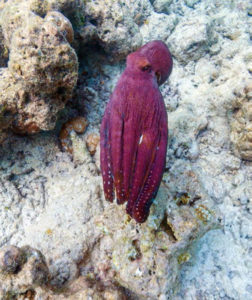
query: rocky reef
[
  {"left": 80, "top": 0, "right": 150, "bottom": 59},
  {"left": 230, "top": 83, "right": 252, "bottom": 161},
  {"left": 0, "top": 245, "right": 49, "bottom": 299},
  {"left": 0, "top": 0, "right": 78, "bottom": 141},
  {"left": 0, "top": 0, "right": 251, "bottom": 299}
]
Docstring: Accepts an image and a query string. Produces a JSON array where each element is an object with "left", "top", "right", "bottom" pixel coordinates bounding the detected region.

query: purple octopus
[{"left": 100, "top": 40, "right": 173, "bottom": 223}]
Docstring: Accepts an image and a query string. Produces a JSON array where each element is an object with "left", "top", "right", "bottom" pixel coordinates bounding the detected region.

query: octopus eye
[{"left": 141, "top": 64, "right": 151, "bottom": 72}]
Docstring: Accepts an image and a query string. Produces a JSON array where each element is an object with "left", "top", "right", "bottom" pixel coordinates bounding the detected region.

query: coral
[
  {"left": 44, "top": 11, "right": 74, "bottom": 44},
  {"left": 47, "top": 0, "right": 86, "bottom": 29},
  {"left": 168, "top": 15, "right": 216, "bottom": 63},
  {"left": 59, "top": 116, "right": 88, "bottom": 153},
  {"left": 0, "top": 0, "right": 78, "bottom": 139},
  {"left": 0, "top": 130, "right": 220, "bottom": 299},
  {"left": 100, "top": 41, "right": 172, "bottom": 223},
  {"left": 0, "top": 245, "right": 25, "bottom": 274},
  {"left": 140, "top": 11, "right": 178, "bottom": 44},
  {"left": 0, "top": 245, "right": 49, "bottom": 299},
  {"left": 230, "top": 84, "right": 252, "bottom": 161},
  {"left": 79, "top": 0, "right": 152, "bottom": 59},
  {"left": 29, "top": 0, "right": 86, "bottom": 25},
  {"left": 29, "top": 0, "right": 50, "bottom": 17},
  {"left": 0, "top": 244, "right": 129, "bottom": 299},
  {"left": 184, "top": 0, "right": 201, "bottom": 8},
  {"left": 96, "top": 185, "right": 219, "bottom": 299},
  {"left": 0, "top": 0, "right": 251, "bottom": 299},
  {"left": 152, "top": 0, "right": 173, "bottom": 14}
]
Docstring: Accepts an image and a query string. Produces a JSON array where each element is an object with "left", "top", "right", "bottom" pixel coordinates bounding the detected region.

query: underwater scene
[{"left": 0, "top": 0, "right": 251, "bottom": 299}]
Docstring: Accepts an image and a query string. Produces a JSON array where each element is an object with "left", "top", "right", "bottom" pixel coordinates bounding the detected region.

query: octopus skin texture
[
  {"left": 138, "top": 40, "right": 173, "bottom": 85},
  {"left": 100, "top": 40, "right": 173, "bottom": 223}
]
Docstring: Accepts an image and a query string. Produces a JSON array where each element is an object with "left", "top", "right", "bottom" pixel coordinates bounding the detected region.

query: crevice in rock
[
  {"left": 131, "top": 239, "right": 142, "bottom": 261},
  {"left": 160, "top": 214, "right": 177, "bottom": 242}
]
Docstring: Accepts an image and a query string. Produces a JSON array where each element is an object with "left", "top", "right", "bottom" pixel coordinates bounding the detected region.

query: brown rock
[{"left": 86, "top": 133, "right": 100, "bottom": 155}]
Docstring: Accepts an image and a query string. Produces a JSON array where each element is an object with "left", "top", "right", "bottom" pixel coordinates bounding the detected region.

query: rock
[
  {"left": 0, "top": 0, "right": 252, "bottom": 299},
  {"left": 29, "top": 0, "right": 49, "bottom": 17},
  {"left": 48, "top": 0, "right": 86, "bottom": 29},
  {"left": 94, "top": 185, "right": 219, "bottom": 299},
  {"left": 21, "top": 246, "right": 50, "bottom": 286},
  {"left": 0, "top": 0, "right": 28, "bottom": 48},
  {"left": 140, "top": 11, "right": 178, "bottom": 44},
  {"left": 230, "top": 85, "right": 252, "bottom": 160},
  {"left": 45, "top": 11, "right": 74, "bottom": 44},
  {"left": 49, "top": 257, "right": 77, "bottom": 287},
  {"left": 0, "top": 245, "right": 49, "bottom": 299},
  {"left": 0, "top": 130, "right": 220, "bottom": 299},
  {"left": 168, "top": 107, "right": 208, "bottom": 160},
  {"left": 168, "top": 15, "right": 216, "bottom": 63},
  {"left": 0, "top": 26, "right": 8, "bottom": 67},
  {"left": 184, "top": 0, "right": 201, "bottom": 9},
  {"left": 59, "top": 116, "right": 88, "bottom": 154},
  {"left": 32, "top": 276, "right": 129, "bottom": 299},
  {"left": 152, "top": 0, "right": 173, "bottom": 14},
  {"left": 0, "top": 245, "right": 25, "bottom": 274},
  {"left": 79, "top": 0, "right": 152, "bottom": 59},
  {"left": 29, "top": 0, "right": 86, "bottom": 29},
  {"left": 70, "top": 131, "right": 91, "bottom": 165},
  {"left": 0, "top": 1, "right": 78, "bottom": 137},
  {"left": 213, "top": 8, "right": 248, "bottom": 41},
  {"left": 86, "top": 132, "right": 100, "bottom": 156}
]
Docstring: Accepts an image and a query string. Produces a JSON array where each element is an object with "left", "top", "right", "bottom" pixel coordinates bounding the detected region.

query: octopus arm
[
  {"left": 131, "top": 111, "right": 168, "bottom": 223},
  {"left": 109, "top": 105, "right": 127, "bottom": 204},
  {"left": 126, "top": 127, "right": 160, "bottom": 217},
  {"left": 100, "top": 104, "right": 114, "bottom": 202},
  {"left": 121, "top": 113, "right": 141, "bottom": 204}
]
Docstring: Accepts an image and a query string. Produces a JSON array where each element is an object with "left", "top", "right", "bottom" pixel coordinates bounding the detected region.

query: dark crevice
[
  {"left": 160, "top": 214, "right": 177, "bottom": 242},
  {"left": 89, "top": 19, "right": 98, "bottom": 26},
  {"left": 189, "top": 195, "right": 202, "bottom": 207},
  {"left": 129, "top": 239, "right": 142, "bottom": 261}
]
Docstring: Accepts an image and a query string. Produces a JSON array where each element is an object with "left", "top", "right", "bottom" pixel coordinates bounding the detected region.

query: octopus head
[
  {"left": 126, "top": 52, "right": 155, "bottom": 78},
  {"left": 138, "top": 40, "right": 173, "bottom": 85}
]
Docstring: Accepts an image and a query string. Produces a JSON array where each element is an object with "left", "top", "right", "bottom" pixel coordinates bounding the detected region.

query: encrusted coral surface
[
  {"left": 0, "top": 0, "right": 252, "bottom": 299},
  {"left": 79, "top": 0, "right": 151, "bottom": 59},
  {"left": 0, "top": 0, "right": 78, "bottom": 140},
  {"left": 230, "top": 84, "right": 252, "bottom": 161},
  {"left": 0, "top": 245, "right": 49, "bottom": 299}
]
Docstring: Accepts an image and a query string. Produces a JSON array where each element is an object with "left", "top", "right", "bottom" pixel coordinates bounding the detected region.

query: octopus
[{"left": 100, "top": 40, "right": 173, "bottom": 223}]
